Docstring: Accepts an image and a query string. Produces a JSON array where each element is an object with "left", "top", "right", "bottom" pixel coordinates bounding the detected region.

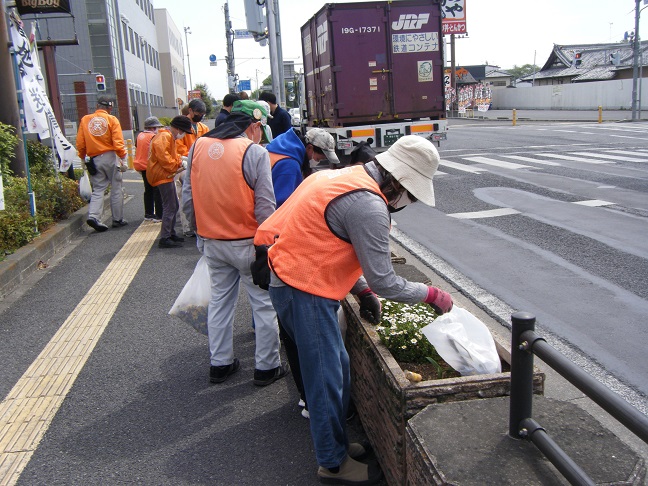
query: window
[
  {"left": 129, "top": 27, "right": 135, "bottom": 55},
  {"left": 122, "top": 22, "right": 129, "bottom": 52},
  {"left": 135, "top": 33, "right": 141, "bottom": 58}
]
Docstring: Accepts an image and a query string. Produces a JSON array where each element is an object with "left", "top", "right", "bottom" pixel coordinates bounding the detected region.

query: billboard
[
  {"left": 188, "top": 90, "right": 202, "bottom": 100},
  {"left": 16, "top": 0, "right": 71, "bottom": 15},
  {"left": 441, "top": 0, "right": 466, "bottom": 35}
]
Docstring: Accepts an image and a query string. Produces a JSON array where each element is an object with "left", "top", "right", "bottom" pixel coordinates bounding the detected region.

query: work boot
[
  {"left": 317, "top": 455, "right": 383, "bottom": 485},
  {"left": 158, "top": 237, "right": 182, "bottom": 248},
  {"left": 348, "top": 441, "right": 372, "bottom": 461},
  {"left": 210, "top": 358, "right": 240, "bottom": 383},
  {"left": 87, "top": 218, "right": 108, "bottom": 232}
]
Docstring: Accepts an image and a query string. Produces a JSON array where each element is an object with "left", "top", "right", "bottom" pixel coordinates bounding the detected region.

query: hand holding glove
[
  {"left": 117, "top": 158, "right": 128, "bottom": 172},
  {"left": 424, "top": 286, "right": 453, "bottom": 315},
  {"left": 358, "top": 288, "right": 381, "bottom": 324}
]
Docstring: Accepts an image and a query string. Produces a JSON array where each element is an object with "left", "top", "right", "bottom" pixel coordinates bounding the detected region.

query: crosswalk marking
[
  {"left": 501, "top": 155, "right": 561, "bottom": 166},
  {"left": 569, "top": 152, "right": 647, "bottom": 162},
  {"left": 439, "top": 159, "right": 485, "bottom": 173},
  {"left": 449, "top": 208, "right": 520, "bottom": 219},
  {"left": 604, "top": 149, "right": 648, "bottom": 158},
  {"left": 573, "top": 199, "right": 614, "bottom": 207},
  {"left": 534, "top": 153, "right": 613, "bottom": 164},
  {"left": 462, "top": 156, "right": 530, "bottom": 170}
]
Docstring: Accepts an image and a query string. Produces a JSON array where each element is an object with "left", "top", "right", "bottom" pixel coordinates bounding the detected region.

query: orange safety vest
[
  {"left": 268, "top": 151, "right": 290, "bottom": 169},
  {"left": 175, "top": 122, "right": 210, "bottom": 156},
  {"left": 147, "top": 129, "right": 181, "bottom": 187},
  {"left": 260, "top": 166, "right": 388, "bottom": 300},
  {"left": 191, "top": 136, "right": 258, "bottom": 240},
  {"left": 134, "top": 131, "right": 155, "bottom": 171}
]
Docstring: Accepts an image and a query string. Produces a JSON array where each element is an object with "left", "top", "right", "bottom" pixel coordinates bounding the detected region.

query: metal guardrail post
[{"left": 509, "top": 311, "right": 536, "bottom": 438}]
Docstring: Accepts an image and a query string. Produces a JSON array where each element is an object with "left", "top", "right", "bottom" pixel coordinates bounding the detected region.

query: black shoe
[
  {"left": 169, "top": 234, "right": 185, "bottom": 242},
  {"left": 158, "top": 237, "right": 183, "bottom": 248},
  {"left": 112, "top": 219, "right": 128, "bottom": 228},
  {"left": 253, "top": 365, "right": 289, "bottom": 386},
  {"left": 210, "top": 358, "right": 240, "bottom": 383},
  {"left": 183, "top": 231, "right": 196, "bottom": 238},
  {"left": 87, "top": 218, "right": 108, "bottom": 232}
]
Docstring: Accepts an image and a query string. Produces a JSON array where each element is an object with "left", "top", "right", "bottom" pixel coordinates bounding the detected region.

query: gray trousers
[
  {"left": 157, "top": 181, "right": 178, "bottom": 239},
  {"left": 88, "top": 151, "right": 123, "bottom": 222}
]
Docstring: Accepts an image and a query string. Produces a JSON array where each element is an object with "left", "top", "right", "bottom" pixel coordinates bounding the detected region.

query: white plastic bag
[
  {"left": 421, "top": 306, "right": 501, "bottom": 376},
  {"left": 79, "top": 171, "right": 92, "bottom": 202},
  {"left": 169, "top": 256, "right": 210, "bottom": 335}
]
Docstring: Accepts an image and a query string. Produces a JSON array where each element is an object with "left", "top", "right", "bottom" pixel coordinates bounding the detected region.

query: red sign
[
  {"left": 441, "top": 0, "right": 467, "bottom": 36},
  {"left": 188, "top": 90, "right": 202, "bottom": 100}
]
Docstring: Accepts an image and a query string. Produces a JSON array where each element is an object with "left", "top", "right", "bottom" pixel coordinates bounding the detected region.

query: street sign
[
  {"left": 238, "top": 79, "right": 251, "bottom": 91},
  {"left": 234, "top": 29, "right": 254, "bottom": 39},
  {"left": 209, "top": 54, "right": 217, "bottom": 62},
  {"left": 188, "top": 90, "right": 202, "bottom": 100}
]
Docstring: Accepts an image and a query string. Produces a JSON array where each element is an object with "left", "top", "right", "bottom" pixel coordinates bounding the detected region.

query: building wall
[
  {"left": 492, "top": 78, "right": 648, "bottom": 110},
  {"left": 154, "top": 8, "right": 186, "bottom": 111}
]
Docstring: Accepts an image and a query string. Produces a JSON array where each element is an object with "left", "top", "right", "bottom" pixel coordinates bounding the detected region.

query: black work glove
[{"left": 358, "top": 288, "right": 381, "bottom": 324}]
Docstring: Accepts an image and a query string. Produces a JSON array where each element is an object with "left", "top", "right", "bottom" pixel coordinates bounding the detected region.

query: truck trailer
[{"left": 300, "top": 0, "right": 447, "bottom": 160}]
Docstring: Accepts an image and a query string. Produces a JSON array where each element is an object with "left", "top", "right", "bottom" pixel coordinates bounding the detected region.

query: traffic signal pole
[{"left": 631, "top": 0, "right": 640, "bottom": 121}]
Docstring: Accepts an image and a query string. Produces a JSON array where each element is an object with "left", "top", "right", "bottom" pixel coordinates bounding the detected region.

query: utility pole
[
  {"left": 224, "top": 0, "right": 236, "bottom": 94},
  {"left": 266, "top": 0, "right": 284, "bottom": 105},
  {"left": 184, "top": 26, "right": 193, "bottom": 92},
  {"left": 450, "top": 34, "right": 456, "bottom": 114},
  {"left": 631, "top": 0, "right": 640, "bottom": 121},
  {"left": 0, "top": 4, "right": 27, "bottom": 176}
]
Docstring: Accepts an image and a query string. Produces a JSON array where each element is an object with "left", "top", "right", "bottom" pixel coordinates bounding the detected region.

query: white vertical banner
[
  {"left": 0, "top": 173, "right": 4, "bottom": 211},
  {"left": 8, "top": 10, "right": 76, "bottom": 172}
]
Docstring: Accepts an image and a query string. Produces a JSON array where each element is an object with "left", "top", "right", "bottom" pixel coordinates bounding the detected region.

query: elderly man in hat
[
  {"left": 254, "top": 135, "right": 453, "bottom": 485},
  {"left": 147, "top": 115, "right": 193, "bottom": 248},
  {"left": 76, "top": 95, "right": 128, "bottom": 232},
  {"left": 182, "top": 100, "right": 287, "bottom": 386},
  {"left": 134, "top": 116, "right": 164, "bottom": 222}
]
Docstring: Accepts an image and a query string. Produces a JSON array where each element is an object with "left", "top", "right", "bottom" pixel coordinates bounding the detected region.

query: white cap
[
  {"left": 374, "top": 135, "right": 439, "bottom": 206},
  {"left": 304, "top": 128, "right": 340, "bottom": 165}
]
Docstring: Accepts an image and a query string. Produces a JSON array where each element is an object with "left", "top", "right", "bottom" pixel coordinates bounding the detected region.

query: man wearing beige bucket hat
[{"left": 254, "top": 135, "right": 452, "bottom": 485}]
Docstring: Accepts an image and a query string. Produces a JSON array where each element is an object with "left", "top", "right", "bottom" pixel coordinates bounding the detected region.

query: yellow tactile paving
[{"left": 0, "top": 221, "right": 159, "bottom": 486}]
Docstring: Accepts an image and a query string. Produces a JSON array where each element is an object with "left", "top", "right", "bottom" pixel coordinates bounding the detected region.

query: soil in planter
[{"left": 401, "top": 361, "right": 461, "bottom": 382}]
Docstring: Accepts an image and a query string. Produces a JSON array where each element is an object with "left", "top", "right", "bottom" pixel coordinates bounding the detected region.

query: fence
[{"left": 509, "top": 311, "right": 648, "bottom": 485}]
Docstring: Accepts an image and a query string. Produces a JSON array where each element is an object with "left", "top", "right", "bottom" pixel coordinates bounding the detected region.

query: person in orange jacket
[
  {"left": 76, "top": 96, "right": 128, "bottom": 232},
  {"left": 175, "top": 99, "right": 209, "bottom": 237},
  {"left": 134, "top": 116, "right": 163, "bottom": 222},
  {"left": 147, "top": 116, "right": 193, "bottom": 248}
]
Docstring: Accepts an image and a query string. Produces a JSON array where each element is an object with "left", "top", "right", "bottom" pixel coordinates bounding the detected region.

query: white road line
[
  {"left": 573, "top": 199, "right": 614, "bottom": 207},
  {"left": 534, "top": 153, "right": 613, "bottom": 164},
  {"left": 462, "top": 156, "right": 530, "bottom": 170},
  {"left": 603, "top": 150, "right": 648, "bottom": 158},
  {"left": 552, "top": 129, "right": 579, "bottom": 133},
  {"left": 501, "top": 155, "right": 561, "bottom": 166},
  {"left": 439, "top": 159, "right": 485, "bottom": 173},
  {"left": 449, "top": 208, "right": 520, "bottom": 219},
  {"left": 610, "top": 134, "right": 648, "bottom": 140},
  {"left": 569, "top": 151, "right": 647, "bottom": 162}
]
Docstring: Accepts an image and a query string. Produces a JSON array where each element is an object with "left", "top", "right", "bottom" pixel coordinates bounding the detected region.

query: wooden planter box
[{"left": 343, "top": 296, "right": 545, "bottom": 486}]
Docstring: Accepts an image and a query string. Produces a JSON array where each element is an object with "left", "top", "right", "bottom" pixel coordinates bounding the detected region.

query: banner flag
[{"left": 9, "top": 10, "right": 75, "bottom": 172}]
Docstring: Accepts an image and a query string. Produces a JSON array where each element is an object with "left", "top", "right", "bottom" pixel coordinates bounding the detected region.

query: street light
[
  {"left": 184, "top": 26, "right": 193, "bottom": 92},
  {"left": 172, "top": 67, "right": 180, "bottom": 114},
  {"left": 140, "top": 36, "right": 152, "bottom": 117}
]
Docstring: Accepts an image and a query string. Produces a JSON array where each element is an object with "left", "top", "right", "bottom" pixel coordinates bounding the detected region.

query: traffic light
[
  {"left": 574, "top": 52, "right": 582, "bottom": 68},
  {"left": 95, "top": 74, "right": 106, "bottom": 91}
]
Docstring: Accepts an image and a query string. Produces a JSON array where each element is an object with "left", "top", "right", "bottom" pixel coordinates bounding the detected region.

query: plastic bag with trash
[
  {"left": 79, "top": 170, "right": 92, "bottom": 202},
  {"left": 421, "top": 306, "right": 501, "bottom": 376},
  {"left": 169, "top": 256, "right": 210, "bottom": 335}
]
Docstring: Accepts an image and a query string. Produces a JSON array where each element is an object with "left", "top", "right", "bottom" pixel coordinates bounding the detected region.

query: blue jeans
[{"left": 269, "top": 284, "right": 349, "bottom": 468}]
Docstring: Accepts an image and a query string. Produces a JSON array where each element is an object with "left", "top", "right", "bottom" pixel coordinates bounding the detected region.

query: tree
[
  {"left": 194, "top": 83, "right": 215, "bottom": 118},
  {"left": 506, "top": 64, "right": 540, "bottom": 81}
]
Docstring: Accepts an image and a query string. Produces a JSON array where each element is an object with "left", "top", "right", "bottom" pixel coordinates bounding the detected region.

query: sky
[{"left": 152, "top": 0, "right": 648, "bottom": 100}]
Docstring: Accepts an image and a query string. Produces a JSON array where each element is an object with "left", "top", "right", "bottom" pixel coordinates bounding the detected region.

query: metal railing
[{"left": 509, "top": 311, "right": 648, "bottom": 485}]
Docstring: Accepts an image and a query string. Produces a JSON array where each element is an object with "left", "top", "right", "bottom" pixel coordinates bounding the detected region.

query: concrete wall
[{"left": 492, "top": 79, "right": 648, "bottom": 110}]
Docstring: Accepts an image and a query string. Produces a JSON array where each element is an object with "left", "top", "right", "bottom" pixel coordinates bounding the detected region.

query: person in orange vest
[
  {"left": 175, "top": 99, "right": 210, "bottom": 238},
  {"left": 255, "top": 135, "right": 453, "bottom": 485},
  {"left": 181, "top": 100, "right": 286, "bottom": 386},
  {"left": 134, "top": 116, "right": 163, "bottom": 222},
  {"left": 76, "top": 96, "right": 129, "bottom": 232},
  {"left": 147, "top": 116, "right": 193, "bottom": 248}
]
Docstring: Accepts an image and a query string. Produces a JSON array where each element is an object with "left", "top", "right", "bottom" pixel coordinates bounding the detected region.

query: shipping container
[{"left": 301, "top": 0, "right": 447, "bottom": 157}]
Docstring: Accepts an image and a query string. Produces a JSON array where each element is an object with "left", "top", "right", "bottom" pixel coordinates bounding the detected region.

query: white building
[{"left": 154, "top": 8, "right": 187, "bottom": 113}]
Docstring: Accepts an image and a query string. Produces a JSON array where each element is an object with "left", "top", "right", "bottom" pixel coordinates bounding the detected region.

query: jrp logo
[
  {"left": 316, "top": 22, "right": 328, "bottom": 55},
  {"left": 391, "top": 13, "right": 430, "bottom": 30}
]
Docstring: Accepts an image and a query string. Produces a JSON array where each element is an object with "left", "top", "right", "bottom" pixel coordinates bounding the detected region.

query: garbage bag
[
  {"left": 169, "top": 256, "right": 210, "bottom": 335},
  {"left": 79, "top": 171, "right": 92, "bottom": 202},
  {"left": 421, "top": 306, "right": 501, "bottom": 376}
]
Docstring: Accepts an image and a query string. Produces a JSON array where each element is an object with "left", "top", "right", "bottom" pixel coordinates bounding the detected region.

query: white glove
[{"left": 181, "top": 157, "right": 188, "bottom": 170}]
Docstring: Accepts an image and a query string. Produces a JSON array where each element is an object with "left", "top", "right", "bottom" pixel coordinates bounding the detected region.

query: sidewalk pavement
[{"left": 1, "top": 167, "right": 647, "bottom": 484}]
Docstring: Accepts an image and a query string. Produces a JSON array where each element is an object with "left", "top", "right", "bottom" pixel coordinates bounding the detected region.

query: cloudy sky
[{"left": 152, "top": 0, "right": 647, "bottom": 99}]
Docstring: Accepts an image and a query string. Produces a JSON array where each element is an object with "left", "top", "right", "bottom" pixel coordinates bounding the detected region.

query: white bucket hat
[
  {"left": 374, "top": 135, "right": 440, "bottom": 206},
  {"left": 304, "top": 128, "right": 340, "bottom": 165}
]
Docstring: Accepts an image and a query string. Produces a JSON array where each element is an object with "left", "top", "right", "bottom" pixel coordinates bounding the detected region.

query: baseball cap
[
  {"left": 231, "top": 100, "right": 272, "bottom": 142},
  {"left": 374, "top": 135, "right": 439, "bottom": 206},
  {"left": 170, "top": 115, "right": 193, "bottom": 134},
  {"left": 144, "top": 116, "right": 163, "bottom": 128},
  {"left": 97, "top": 96, "right": 113, "bottom": 108},
  {"left": 304, "top": 128, "right": 340, "bottom": 165}
]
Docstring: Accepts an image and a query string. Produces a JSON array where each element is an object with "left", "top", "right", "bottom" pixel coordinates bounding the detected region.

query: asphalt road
[{"left": 393, "top": 119, "right": 648, "bottom": 409}]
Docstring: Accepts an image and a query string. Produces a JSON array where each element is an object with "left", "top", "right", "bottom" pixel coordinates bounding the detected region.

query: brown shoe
[{"left": 317, "top": 455, "right": 383, "bottom": 485}]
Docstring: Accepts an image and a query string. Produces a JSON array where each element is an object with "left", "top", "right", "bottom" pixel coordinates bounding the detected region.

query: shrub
[
  {"left": 0, "top": 122, "right": 19, "bottom": 182},
  {"left": 27, "top": 139, "right": 57, "bottom": 177},
  {"left": 158, "top": 116, "right": 172, "bottom": 127}
]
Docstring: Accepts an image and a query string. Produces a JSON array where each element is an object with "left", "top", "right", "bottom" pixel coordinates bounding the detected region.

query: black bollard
[{"left": 509, "top": 311, "right": 536, "bottom": 439}]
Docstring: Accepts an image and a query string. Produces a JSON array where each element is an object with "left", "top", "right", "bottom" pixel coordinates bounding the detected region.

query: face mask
[
  {"left": 175, "top": 132, "right": 186, "bottom": 140},
  {"left": 309, "top": 159, "right": 320, "bottom": 168},
  {"left": 388, "top": 190, "right": 415, "bottom": 212},
  {"left": 191, "top": 114, "right": 203, "bottom": 123}
]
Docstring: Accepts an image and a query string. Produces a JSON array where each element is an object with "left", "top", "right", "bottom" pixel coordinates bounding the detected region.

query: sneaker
[
  {"left": 253, "top": 365, "right": 289, "bottom": 386},
  {"left": 210, "top": 358, "right": 240, "bottom": 384},
  {"left": 317, "top": 455, "right": 383, "bottom": 485},
  {"left": 112, "top": 219, "right": 128, "bottom": 228},
  {"left": 158, "top": 237, "right": 183, "bottom": 248},
  {"left": 144, "top": 214, "right": 156, "bottom": 221},
  {"left": 301, "top": 407, "right": 310, "bottom": 419},
  {"left": 87, "top": 218, "right": 108, "bottom": 232},
  {"left": 169, "top": 234, "right": 185, "bottom": 242},
  {"left": 298, "top": 399, "right": 306, "bottom": 408}
]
